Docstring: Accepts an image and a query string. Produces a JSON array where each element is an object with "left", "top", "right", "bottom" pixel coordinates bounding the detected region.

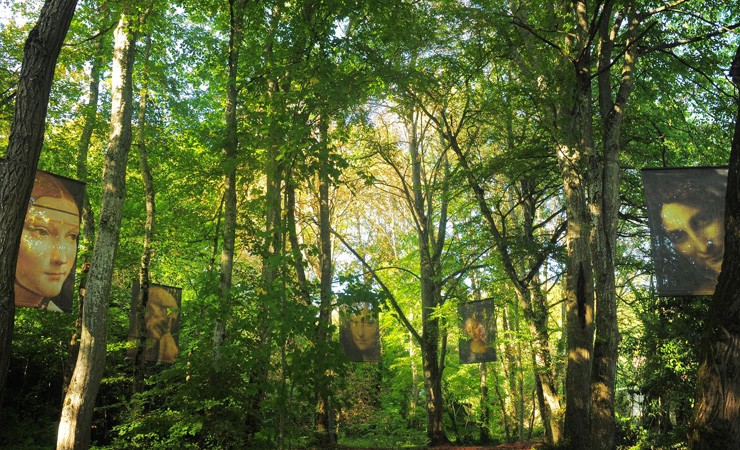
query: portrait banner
[
  {"left": 340, "top": 302, "right": 380, "bottom": 362},
  {"left": 642, "top": 167, "right": 727, "bottom": 296},
  {"left": 127, "top": 282, "right": 182, "bottom": 364},
  {"left": 459, "top": 299, "right": 496, "bottom": 364},
  {"left": 14, "top": 170, "right": 85, "bottom": 313}
]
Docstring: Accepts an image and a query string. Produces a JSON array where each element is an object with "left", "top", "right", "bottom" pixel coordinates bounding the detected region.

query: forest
[{"left": 0, "top": 0, "right": 739, "bottom": 449}]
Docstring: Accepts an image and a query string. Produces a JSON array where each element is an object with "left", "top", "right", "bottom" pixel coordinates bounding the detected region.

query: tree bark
[
  {"left": 56, "top": 9, "right": 136, "bottom": 449},
  {"left": 689, "top": 45, "right": 740, "bottom": 449},
  {"left": 0, "top": 0, "right": 77, "bottom": 402}
]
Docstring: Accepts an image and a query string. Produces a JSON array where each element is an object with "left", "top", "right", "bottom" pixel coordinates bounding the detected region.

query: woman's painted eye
[
  {"left": 27, "top": 225, "right": 50, "bottom": 237},
  {"left": 670, "top": 230, "right": 688, "bottom": 245}
]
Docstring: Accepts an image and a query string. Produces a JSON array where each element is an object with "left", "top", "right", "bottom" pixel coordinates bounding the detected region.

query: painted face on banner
[
  {"left": 661, "top": 202, "right": 724, "bottom": 274},
  {"left": 145, "top": 287, "right": 179, "bottom": 340},
  {"left": 15, "top": 197, "right": 80, "bottom": 304},
  {"left": 349, "top": 305, "right": 378, "bottom": 352}
]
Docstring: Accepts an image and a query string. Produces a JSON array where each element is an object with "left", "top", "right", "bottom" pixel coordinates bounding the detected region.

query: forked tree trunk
[
  {"left": 0, "top": 0, "right": 77, "bottom": 402},
  {"left": 56, "top": 10, "right": 136, "bottom": 449},
  {"left": 689, "top": 46, "right": 740, "bottom": 449}
]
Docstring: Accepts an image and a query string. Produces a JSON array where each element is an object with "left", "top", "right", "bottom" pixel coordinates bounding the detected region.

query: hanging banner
[
  {"left": 127, "top": 282, "right": 182, "bottom": 363},
  {"left": 340, "top": 302, "right": 380, "bottom": 362},
  {"left": 642, "top": 167, "right": 727, "bottom": 296},
  {"left": 459, "top": 299, "right": 496, "bottom": 364},
  {"left": 14, "top": 170, "right": 85, "bottom": 313}
]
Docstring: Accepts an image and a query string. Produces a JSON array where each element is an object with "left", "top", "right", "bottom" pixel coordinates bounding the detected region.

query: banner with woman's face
[
  {"left": 459, "top": 300, "right": 496, "bottom": 364},
  {"left": 14, "top": 170, "right": 85, "bottom": 313},
  {"left": 127, "top": 282, "right": 182, "bottom": 364},
  {"left": 642, "top": 167, "right": 727, "bottom": 296},
  {"left": 340, "top": 302, "right": 380, "bottom": 362}
]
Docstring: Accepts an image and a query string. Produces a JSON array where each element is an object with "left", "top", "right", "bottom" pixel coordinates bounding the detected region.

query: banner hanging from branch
[
  {"left": 340, "top": 302, "right": 380, "bottom": 362},
  {"left": 642, "top": 167, "right": 727, "bottom": 296},
  {"left": 127, "top": 282, "right": 182, "bottom": 363},
  {"left": 459, "top": 299, "right": 496, "bottom": 364},
  {"left": 14, "top": 170, "right": 85, "bottom": 313}
]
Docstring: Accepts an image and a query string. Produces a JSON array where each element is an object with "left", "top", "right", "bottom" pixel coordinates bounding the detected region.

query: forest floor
[{"left": 339, "top": 442, "right": 543, "bottom": 450}]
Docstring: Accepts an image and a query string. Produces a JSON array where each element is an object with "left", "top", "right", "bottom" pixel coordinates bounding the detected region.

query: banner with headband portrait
[
  {"left": 14, "top": 170, "right": 85, "bottom": 313},
  {"left": 642, "top": 167, "right": 727, "bottom": 296}
]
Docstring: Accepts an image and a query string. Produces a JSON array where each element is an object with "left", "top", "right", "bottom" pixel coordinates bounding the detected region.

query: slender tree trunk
[
  {"left": 480, "top": 362, "right": 490, "bottom": 443},
  {"left": 0, "top": 0, "right": 77, "bottom": 401},
  {"left": 315, "top": 120, "right": 335, "bottom": 445},
  {"left": 133, "top": 33, "right": 154, "bottom": 395},
  {"left": 214, "top": 0, "right": 245, "bottom": 352},
  {"left": 514, "top": 301, "right": 524, "bottom": 441},
  {"left": 76, "top": 36, "right": 103, "bottom": 240},
  {"left": 409, "top": 310, "right": 419, "bottom": 428},
  {"left": 501, "top": 302, "right": 520, "bottom": 441},
  {"left": 56, "top": 10, "right": 136, "bottom": 449},
  {"left": 65, "top": 34, "right": 103, "bottom": 394},
  {"left": 689, "top": 46, "right": 740, "bottom": 449},
  {"left": 493, "top": 352, "right": 511, "bottom": 442}
]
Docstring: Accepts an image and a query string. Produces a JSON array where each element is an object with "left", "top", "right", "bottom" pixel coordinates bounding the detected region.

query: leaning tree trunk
[
  {"left": 56, "top": 10, "right": 136, "bottom": 449},
  {"left": 0, "top": 0, "right": 77, "bottom": 402},
  {"left": 689, "top": 45, "right": 740, "bottom": 450}
]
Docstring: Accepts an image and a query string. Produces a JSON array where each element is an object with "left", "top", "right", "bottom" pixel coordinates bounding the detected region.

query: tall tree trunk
[
  {"left": 501, "top": 302, "right": 521, "bottom": 441},
  {"left": 132, "top": 32, "right": 154, "bottom": 395},
  {"left": 0, "top": 0, "right": 77, "bottom": 402},
  {"left": 76, "top": 36, "right": 103, "bottom": 241},
  {"left": 480, "top": 362, "right": 490, "bottom": 443},
  {"left": 589, "top": 6, "right": 637, "bottom": 449},
  {"left": 560, "top": 5, "right": 596, "bottom": 449},
  {"left": 213, "top": 0, "right": 245, "bottom": 352},
  {"left": 689, "top": 45, "right": 740, "bottom": 449},
  {"left": 56, "top": 9, "right": 136, "bottom": 449},
  {"left": 315, "top": 119, "right": 335, "bottom": 445},
  {"left": 409, "top": 309, "right": 419, "bottom": 428},
  {"left": 408, "top": 109, "right": 449, "bottom": 446},
  {"left": 65, "top": 32, "right": 103, "bottom": 394}
]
